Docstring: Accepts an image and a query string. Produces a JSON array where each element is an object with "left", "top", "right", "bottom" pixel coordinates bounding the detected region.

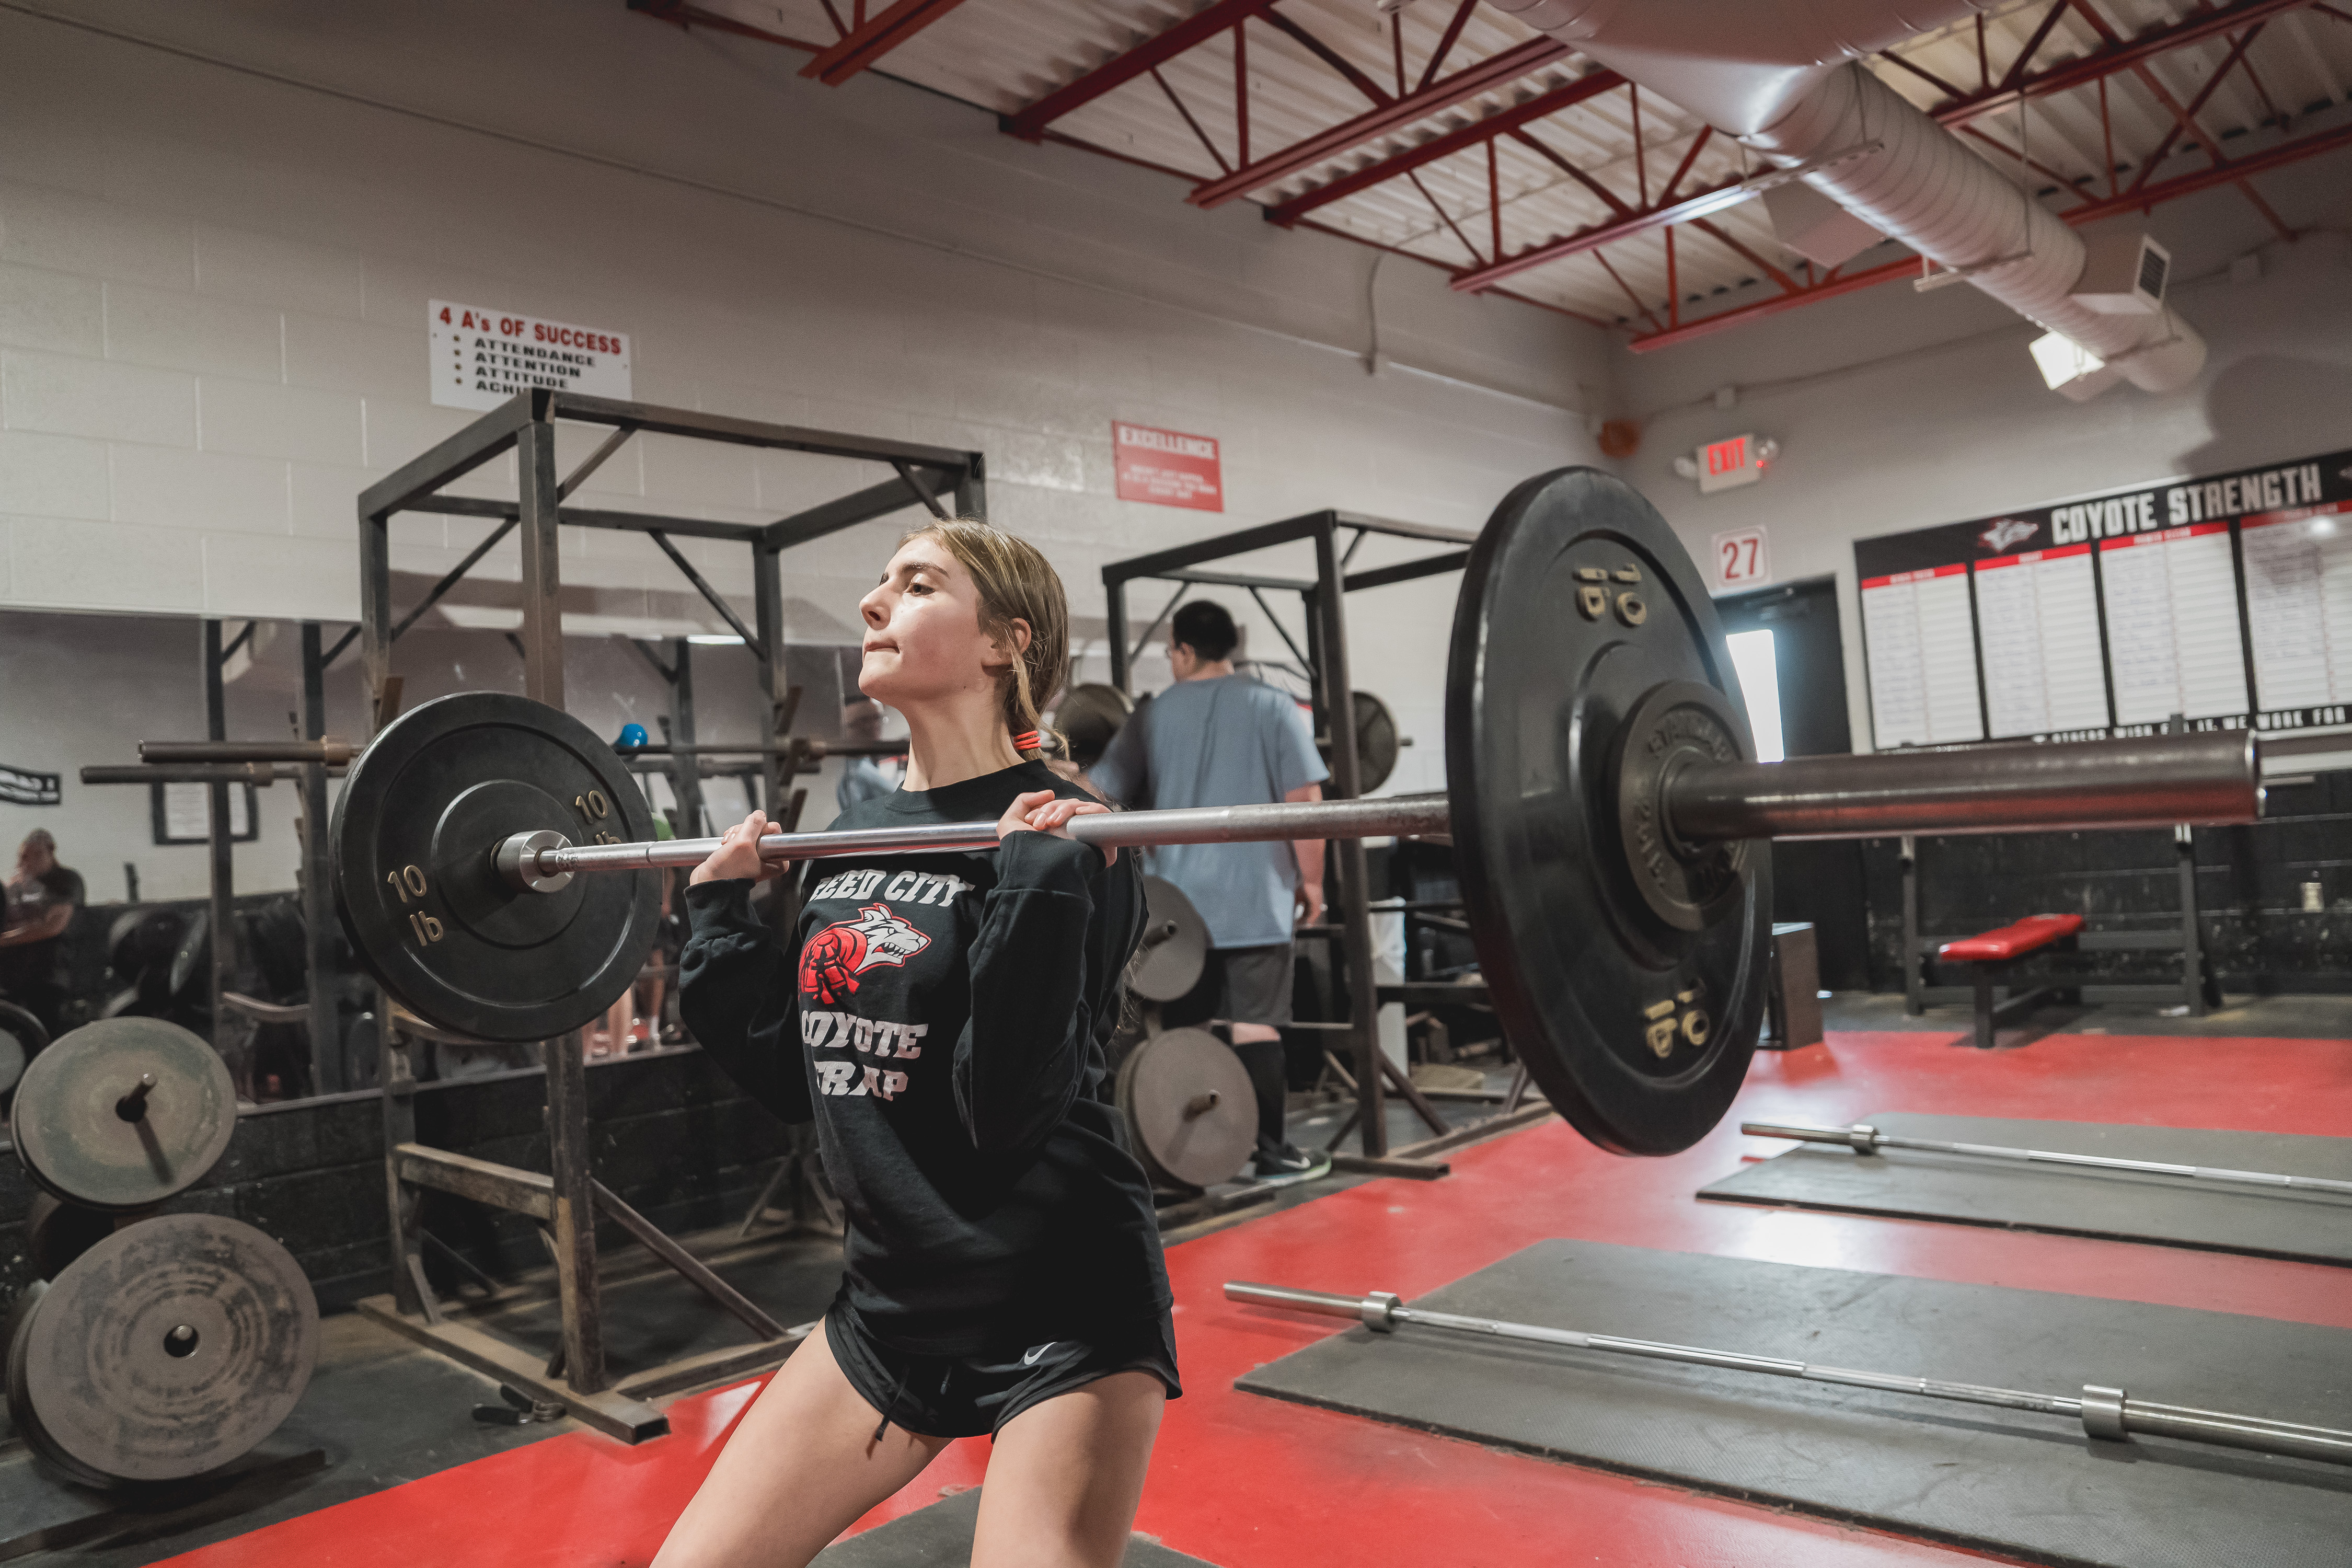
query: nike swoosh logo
[{"left": 1021, "top": 1342, "right": 1056, "bottom": 1366}]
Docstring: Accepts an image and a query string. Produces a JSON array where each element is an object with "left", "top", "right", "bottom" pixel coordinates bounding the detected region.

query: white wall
[
  {"left": 1616, "top": 157, "right": 2352, "bottom": 754},
  {"left": 0, "top": 0, "right": 1618, "bottom": 804}
]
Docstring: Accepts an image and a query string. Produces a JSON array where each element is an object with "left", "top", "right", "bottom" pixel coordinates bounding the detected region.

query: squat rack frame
[
  {"left": 350, "top": 387, "right": 985, "bottom": 1439},
  {"left": 1102, "top": 510, "right": 1478, "bottom": 1162}
]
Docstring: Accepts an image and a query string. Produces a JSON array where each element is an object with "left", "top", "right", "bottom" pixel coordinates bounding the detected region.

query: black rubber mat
[
  {"left": 1699, "top": 1113, "right": 2352, "bottom": 1264},
  {"left": 814, "top": 1488, "right": 1218, "bottom": 1566},
  {"left": 1234, "top": 1240, "right": 2352, "bottom": 1568}
]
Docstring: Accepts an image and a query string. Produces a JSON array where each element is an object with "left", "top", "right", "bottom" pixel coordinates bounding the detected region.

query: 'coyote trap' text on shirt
[{"left": 679, "top": 762, "right": 1171, "bottom": 1357}]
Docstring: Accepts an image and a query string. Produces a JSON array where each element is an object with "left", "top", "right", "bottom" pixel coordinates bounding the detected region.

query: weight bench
[{"left": 1936, "top": 914, "right": 2083, "bottom": 1050}]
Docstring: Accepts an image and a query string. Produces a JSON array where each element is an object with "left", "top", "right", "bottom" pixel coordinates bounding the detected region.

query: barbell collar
[{"left": 1665, "top": 730, "right": 2262, "bottom": 841}]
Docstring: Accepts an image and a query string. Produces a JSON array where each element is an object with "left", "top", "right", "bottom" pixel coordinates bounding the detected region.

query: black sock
[{"left": 1229, "top": 1036, "right": 1288, "bottom": 1150}]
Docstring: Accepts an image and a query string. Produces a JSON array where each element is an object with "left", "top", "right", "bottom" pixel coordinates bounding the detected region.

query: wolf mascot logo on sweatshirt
[{"left": 799, "top": 903, "right": 932, "bottom": 1005}]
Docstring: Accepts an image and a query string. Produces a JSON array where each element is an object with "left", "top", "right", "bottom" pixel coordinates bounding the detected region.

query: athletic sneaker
[{"left": 1252, "top": 1143, "right": 1332, "bottom": 1184}]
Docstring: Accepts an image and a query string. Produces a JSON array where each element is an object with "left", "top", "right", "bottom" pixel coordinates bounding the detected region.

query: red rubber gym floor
[{"left": 158, "top": 1028, "right": 2352, "bottom": 1567}]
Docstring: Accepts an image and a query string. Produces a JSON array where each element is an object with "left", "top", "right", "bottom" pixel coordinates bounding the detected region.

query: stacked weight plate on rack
[
  {"left": 1117, "top": 877, "right": 1257, "bottom": 1191},
  {"left": 5, "top": 1018, "right": 318, "bottom": 1487}
]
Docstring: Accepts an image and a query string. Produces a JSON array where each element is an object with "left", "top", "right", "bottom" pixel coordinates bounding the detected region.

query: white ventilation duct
[{"left": 1485, "top": 0, "right": 2206, "bottom": 397}]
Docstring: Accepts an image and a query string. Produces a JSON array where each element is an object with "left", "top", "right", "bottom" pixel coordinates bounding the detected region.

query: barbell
[{"left": 332, "top": 468, "right": 2264, "bottom": 1155}]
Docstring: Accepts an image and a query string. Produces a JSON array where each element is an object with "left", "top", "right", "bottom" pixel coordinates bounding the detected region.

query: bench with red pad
[{"left": 1938, "top": 914, "right": 2083, "bottom": 1048}]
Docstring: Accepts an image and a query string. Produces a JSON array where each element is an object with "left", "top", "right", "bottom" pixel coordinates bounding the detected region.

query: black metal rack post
[
  {"left": 299, "top": 622, "right": 343, "bottom": 1092},
  {"left": 349, "top": 388, "right": 985, "bottom": 1438},
  {"left": 1102, "top": 511, "right": 1474, "bottom": 1161},
  {"left": 199, "top": 621, "right": 244, "bottom": 1082}
]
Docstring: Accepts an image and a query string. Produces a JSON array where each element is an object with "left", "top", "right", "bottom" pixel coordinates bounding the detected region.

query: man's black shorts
[
  {"left": 1163, "top": 942, "right": 1294, "bottom": 1029},
  {"left": 825, "top": 1297, "right": 1182, "bottom": 1440}
]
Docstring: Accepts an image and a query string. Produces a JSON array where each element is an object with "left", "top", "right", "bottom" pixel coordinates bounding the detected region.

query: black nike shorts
[{"left": 825, "top": 1296, "right": 1182, "bottom": 1440}]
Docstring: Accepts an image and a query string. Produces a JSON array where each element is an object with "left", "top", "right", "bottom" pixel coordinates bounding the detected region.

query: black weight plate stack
[
  {"left": 6, "top": 1214, "right": 317, "bottom": 1487},
  {"left": 23, "top": 1192, "right": 119, "bottom": 1281},
  {"left": 1318, "top": 691, "right": 1403, "bottom": 793},
  {"left": 9, "top": 1018, "right": 237, "bottom": 1210},
  {"left": 1129, "top": 877, "right": 1210, "bottom": 1004},
  {"left": 167, "top": 908, "right": 210, "bottom": 1007},
  {"left": 1053, "top": 683, "right": 1134, "bottom": 769},
  {"left": 1445, "top": 468, "right": 1770, "bottom": 1156},
  {"left": 334, "top": 691, "right": 660, "bottom": 1043},
  {"left": 0, "top": 998, "right": 45, "bottom": 1097}
]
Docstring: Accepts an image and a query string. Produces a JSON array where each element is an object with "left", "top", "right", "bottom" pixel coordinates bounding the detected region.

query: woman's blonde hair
[{"left": 905, "top": 518, "right": 1067, "bottom": 760}]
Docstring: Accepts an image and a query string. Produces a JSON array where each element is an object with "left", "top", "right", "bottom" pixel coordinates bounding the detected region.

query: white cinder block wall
[{"left": 0, "top": 0, "right": 1617, "bottom": 896}]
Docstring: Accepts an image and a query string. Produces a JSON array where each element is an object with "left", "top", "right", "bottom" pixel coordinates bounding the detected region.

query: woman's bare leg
[
  {"left": 653, "top": 1319, "right": 950, "bottom": 1568},
  {"left": 970, "top": 1371, "right": 1166, "bottom": 1568}
]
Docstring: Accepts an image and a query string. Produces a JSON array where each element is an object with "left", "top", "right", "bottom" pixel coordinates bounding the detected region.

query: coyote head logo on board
[
  {"left": 1978, "top": 517, "right": 2038, "bottom": 554},
  {"left": 800, "top": 903, "right": 931, "bottom": 1005}
]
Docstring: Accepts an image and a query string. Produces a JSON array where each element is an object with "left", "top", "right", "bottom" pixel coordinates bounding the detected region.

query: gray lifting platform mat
[
  {"left": 813, "top": 1489, "right": 1218, "bottom": 1566},
  {"left": 1233, "top": 1240, "right": 2352, "bottom": 1568},
  {"left": 1699, "top": 1113, "right": 2352, "bottom": 1265}
]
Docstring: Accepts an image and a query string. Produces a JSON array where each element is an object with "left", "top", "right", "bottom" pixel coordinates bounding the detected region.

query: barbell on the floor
[
  {"left": 1744, "top": 1121, "right": 2352, "bottom": 1198},
  {"left": 328, "top": 468, "right": 2266, "bottom": 1155},
  {"left": 1221, "top": 1281, "right": 2352, "bottom": 1467}
]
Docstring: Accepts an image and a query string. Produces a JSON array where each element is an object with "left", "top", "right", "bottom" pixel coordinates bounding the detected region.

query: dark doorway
[{"left": 1715, "top": 576, "right": 1872, "bottom": 990}]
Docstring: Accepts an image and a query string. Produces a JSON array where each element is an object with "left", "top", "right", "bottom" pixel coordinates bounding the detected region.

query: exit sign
[{"left": 1699, "top": 433, "right": 1766, "bottom": 494}]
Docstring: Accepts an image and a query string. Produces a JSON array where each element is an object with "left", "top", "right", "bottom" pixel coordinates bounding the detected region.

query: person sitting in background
[
  {"left": 834, "top": 697, "right": 902, "bottom": 815},
  {"left": 0, "top": 829, "right": 83, "bottom": 1043},
  {"left": 1087, "top": 601, "right": 1333, "bottom": 1184}
]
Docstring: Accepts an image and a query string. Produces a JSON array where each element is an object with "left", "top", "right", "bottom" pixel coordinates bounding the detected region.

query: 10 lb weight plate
[
  {"left": 9, "top": 1018, "right": 237, "bottom": 1209},
  {"left": 6, "top": 1214, "right": 317, "bottom": 1486},
  {"left": 1116, "top": 1027, "right": 1256, "bottom": 1190},
  {"left": 1446, "top": 468, "right": 1770, "bottom": 1156},
  {"left": 334, "top": 691, "right": 661, "bottom": 1043}
]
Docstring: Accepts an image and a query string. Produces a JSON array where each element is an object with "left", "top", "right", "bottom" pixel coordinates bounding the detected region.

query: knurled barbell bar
[
  {"left": 330, "top": 468, "right": 2266, "bottom": 1155},
  {"left": 1743, "top": 1120, "right": 2352, "bottom": 1198},
  {"left": 1220, "top": 1281, "right": 2352, "bottom": 1467}
]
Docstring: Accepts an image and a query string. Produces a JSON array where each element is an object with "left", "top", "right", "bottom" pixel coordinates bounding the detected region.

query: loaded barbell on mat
[
  {"left": 1221, "top": 1281, "right": 2352, "bottom": 1467},
  {"left": 332, "top": 469, "right": 2265, "bottom": 1156}
]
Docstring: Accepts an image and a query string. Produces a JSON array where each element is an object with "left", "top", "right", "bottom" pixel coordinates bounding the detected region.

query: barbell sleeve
[
  {"left": 1222, "top": 1281, "right": 2352, "bottom": 1466},
  {"left": 1666, "top": 730, "right": 2261, "bottom": 841},
  {"left": 1224, "top": 1281, "right": 1384, "bottom": 1321},
  {"left": 1742, "top": 1120, "right": 2352, "bottom": 1197}
]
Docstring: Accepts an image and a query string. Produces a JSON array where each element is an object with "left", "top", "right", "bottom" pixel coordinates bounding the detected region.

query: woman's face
[{"left": 857, "top": 537, "right": 1028, "bottom": 710}]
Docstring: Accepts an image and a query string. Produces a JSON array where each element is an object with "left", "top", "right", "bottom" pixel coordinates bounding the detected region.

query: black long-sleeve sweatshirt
[{"left": 678, "top": 761, "right": 1171, "bottom": 1355}]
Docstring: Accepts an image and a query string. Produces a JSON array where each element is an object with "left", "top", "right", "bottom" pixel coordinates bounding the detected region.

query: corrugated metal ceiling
[{"left": 683, "top": 0, "right": 2352, "bottom": 331}]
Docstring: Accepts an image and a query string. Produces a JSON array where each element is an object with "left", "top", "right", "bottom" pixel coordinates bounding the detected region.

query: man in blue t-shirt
[{"left": 1088, "top": 601, "right": 1332, "bottom": 1182}]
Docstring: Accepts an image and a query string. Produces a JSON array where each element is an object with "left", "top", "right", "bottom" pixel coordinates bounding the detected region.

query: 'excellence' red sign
[{"left": 1113, "top": 422, "right": 1223, "bottom": 512}]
